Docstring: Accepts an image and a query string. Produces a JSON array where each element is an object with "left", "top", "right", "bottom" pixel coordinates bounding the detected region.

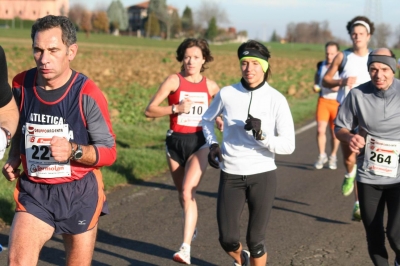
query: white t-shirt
[
  {"left": 337, "top": 51, "right": 371, "bottom": 104},
  {"left": 318, "top": 61, "right": 339, "bottom": 100}
]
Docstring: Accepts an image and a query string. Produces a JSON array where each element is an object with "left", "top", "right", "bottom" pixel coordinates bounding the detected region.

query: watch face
[
  {"left": 74, "top": 145, "right": 83, "bottom": 160},
  {"left": 74, "top": 150, "right": 83, "bottom": 160}
]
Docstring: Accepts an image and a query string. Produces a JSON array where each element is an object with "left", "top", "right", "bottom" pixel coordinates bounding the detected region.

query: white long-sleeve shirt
[{"left": 202, "top": 81, "right": 295, "bottom": 175}]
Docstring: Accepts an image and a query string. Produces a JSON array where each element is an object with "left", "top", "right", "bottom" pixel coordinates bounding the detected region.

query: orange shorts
[{"left": 316, "top": 97, "right": 340, "bottom": 129}]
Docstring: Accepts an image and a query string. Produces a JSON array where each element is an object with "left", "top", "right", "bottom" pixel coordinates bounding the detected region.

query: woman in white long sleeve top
[{"left": 202, "top": 40, "right": 295, "bottom": 266}]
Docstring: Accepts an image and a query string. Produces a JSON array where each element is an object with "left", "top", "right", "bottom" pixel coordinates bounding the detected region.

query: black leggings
[
  {"left": 217, "top": 170, "right": 277, "bottom": 258},
  {"left": 357, "top": 181, "right": 400, "bottom": 266}
]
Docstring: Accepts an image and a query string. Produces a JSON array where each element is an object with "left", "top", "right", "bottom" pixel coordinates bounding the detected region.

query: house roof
[{"left": 128, "top": 1, "right": 177, "bottom": 11}]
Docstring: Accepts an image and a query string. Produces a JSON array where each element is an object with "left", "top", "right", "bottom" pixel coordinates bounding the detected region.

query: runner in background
[
  {"left": 145, "top": 38, "right": 222, "bottom": 265},
  {"left": 397, "top": 57, "right": 400, "bottom": 79},
  {"left": 313, "top": 41, "right": 340, "bottom": 170},
  {"left": 323, "top": 16, "right": 375, "bottom": 221},
  {"left": 335, "top": 47, "right": 400, "bottom": 266}
]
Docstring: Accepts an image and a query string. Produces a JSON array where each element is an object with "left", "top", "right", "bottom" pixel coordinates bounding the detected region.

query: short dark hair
[
  {"left": 389, "top": 49, "right": 396, "bottom": 59},
  {"left": 346, "top": 16, "right": 375, "bottom": 35},
  {"left": 176, "top": 38, "right": 214, "bottom": 73},
  {"left": 325, "top": 41, "right": 340, "bottom": 51},
  {"left": 237, "top": 40, "right": 272, "bottom": 81},
  {"left": 31, "top": 15, "right": 77, "bottom": 47}
]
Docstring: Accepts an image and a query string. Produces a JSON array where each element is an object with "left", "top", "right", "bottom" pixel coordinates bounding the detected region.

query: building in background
[
  {"left": 127, "top": 1, "right": 176, "bottom": 36},
  {"left": 0, "top": 0, "right": 69, "bottom": 21}
]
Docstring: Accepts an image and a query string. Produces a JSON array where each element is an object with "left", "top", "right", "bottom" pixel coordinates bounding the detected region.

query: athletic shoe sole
[{"left": 172, "top": 254, "right": 191, "bottom": 265}]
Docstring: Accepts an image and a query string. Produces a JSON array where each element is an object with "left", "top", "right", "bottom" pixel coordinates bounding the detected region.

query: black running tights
[
  {"left": 357, "top": 181, "right": 400, "bottom": 266},
  {"left": 217, "top": 170, "right": 277, "bottom": 256}
]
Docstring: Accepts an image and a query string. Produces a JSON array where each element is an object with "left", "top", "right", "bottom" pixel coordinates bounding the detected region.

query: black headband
[
  {"left": 238, "top": 48, "right": 269, "bottom": 61},
  {"left": 367, "top": 54, "right": 397, "bottom": 73}
]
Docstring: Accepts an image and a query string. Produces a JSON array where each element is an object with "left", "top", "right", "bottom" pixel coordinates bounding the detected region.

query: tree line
[
  {"left": 270, "top": 20, "right": 399, "bottom": 49},
  {"left": 68, "top": 0, "right": 247, "bottom": 42}
]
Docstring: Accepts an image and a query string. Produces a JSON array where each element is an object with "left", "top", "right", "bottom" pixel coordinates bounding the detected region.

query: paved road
[{"left": 0, "top": 123, "right": 393, "bottom": 265}]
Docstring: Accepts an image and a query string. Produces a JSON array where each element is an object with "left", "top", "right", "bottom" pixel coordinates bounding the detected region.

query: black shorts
[
  {"left": 14, "top": 170, "right": 108, "bottom": 235},
  {"left": 165, "top": 130, "right": 206, "bottom": 167}
]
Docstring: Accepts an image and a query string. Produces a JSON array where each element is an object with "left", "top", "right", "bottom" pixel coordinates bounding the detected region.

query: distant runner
[
  {"left": 323, "top": 16, "right": 375, "bottom": 221},
  {"left": 313, "top": 41, "right": 340, "bottom": 170}
]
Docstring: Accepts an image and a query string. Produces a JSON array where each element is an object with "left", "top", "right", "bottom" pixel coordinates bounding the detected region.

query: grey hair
[{"left": 31, "top": 15, "right": 77, "bottom": 47}]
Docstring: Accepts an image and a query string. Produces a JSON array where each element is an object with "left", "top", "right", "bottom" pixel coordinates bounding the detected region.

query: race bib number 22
[{"left": 25, "top": 123, "right": 71, "bottom": 178}]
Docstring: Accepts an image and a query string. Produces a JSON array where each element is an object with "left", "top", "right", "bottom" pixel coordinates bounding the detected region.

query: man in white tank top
[
  {"left": 397, "top": 57, "right": 400, "bottom": 78},
  {"left": 323, "top": 16, "right": 375, "bottom": 222},
  {"left": 313, "top": 42, "right": 340, "bottom": 171}
]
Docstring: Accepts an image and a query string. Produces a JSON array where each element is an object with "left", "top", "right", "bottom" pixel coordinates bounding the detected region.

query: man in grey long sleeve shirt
[{"left": 335, "top": 48, "right": 400, "bottom": 266}]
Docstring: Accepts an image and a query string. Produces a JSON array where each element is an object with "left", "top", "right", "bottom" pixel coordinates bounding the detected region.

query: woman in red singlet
[{"left": 145, "top": 38, "right": 222, "bottom": 265}]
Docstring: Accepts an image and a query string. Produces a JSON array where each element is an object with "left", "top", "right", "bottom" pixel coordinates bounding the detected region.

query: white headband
[{"left": 352, "top": 20, "right": 370, "bottom": 34}]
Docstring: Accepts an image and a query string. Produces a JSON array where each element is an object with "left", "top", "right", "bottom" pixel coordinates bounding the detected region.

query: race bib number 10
[
  {"left": 25, "top": 123, "right": 71, "bottom": 178},
  {"left": 363, "top": 135, "right": 400, "bottom": 178},
  {"left": 177, "top": 92, "right": 208, "bottom": 127}
]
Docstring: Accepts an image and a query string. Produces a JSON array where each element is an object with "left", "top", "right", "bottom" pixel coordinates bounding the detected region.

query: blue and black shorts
[{"left": 14, "top": 170, "right": 108, "bottom": 235}]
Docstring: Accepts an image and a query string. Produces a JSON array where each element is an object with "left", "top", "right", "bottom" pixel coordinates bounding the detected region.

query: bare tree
[
  {"left": 394, "top": 25, "right": 400, "bottom": 49},
  {"left": 373, "top": 23, "right": 392, "bottom": 48},
  {"left": 196, "top": 0, "right": 229, "bottom": 28},
  {"left": 285, "top": 21, "right": 333, "bottom": 44},
  {"left": 147, "top": 0, "right": 172, "bottom": 39},
  {"left": 80, "top": 10, "right": 92, "bottom": 38},
  {"left": 68, "top": 3, "right": 86, "bottom": 28}
]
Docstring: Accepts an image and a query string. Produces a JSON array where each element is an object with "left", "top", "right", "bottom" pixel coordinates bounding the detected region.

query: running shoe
[
  {"left": 173, "top": 246, "right": 191, "bottom": 265},
  {"left": 192, "top": 228, "right": 197, "bottom": 242},
  {"left": 342, "top": 165, "right": 357, "bottom": 196},
  {"left": 232, "top": 250, "right": 250, "bottom": 266},
  {"left": 314, "top": 154, "right": 328, "bottom": 169},
  {"left": 352, "top": 202, "right": 361, "bottom": 222},
  {"left": 328, "top": 155, "right": 337, "bottom": 170}
]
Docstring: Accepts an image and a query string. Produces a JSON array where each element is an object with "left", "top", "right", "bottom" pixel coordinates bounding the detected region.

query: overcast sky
[{"left": 70, "top": 0, "right": 400, "bottom": 45}]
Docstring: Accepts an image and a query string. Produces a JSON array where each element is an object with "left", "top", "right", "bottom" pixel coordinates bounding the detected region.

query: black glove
[
  {"left": 208, "top": 143, "right": 222, "bottom": 169},
  {"left": 244, "top": 114, "right": 263, "bottom": 140}
]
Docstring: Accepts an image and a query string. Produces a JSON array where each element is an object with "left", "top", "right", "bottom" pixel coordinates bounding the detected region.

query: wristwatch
[
  {"left": 70, "top": 143, "right": 83, "bottom": 160},
  {"left": 172, "top": 104, "right": 177, "bottom": 114},
  {"left": 1, "top": 127, "right": 11, "bottom": 148}
]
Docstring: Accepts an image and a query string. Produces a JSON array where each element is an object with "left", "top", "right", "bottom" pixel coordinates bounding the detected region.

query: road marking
[{"left": 295, "top": 121, "right": 317, "bottom": 135}]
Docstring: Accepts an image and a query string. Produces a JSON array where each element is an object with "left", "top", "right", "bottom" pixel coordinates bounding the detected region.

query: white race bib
[
  {"left": 177, "top": 91, "right": 208, "bottom": 127},
  {"left": 363, "top": 135, "right": 400, "bottom": 178},
  {"left": 25, "top": 123, "right": 71, "bottom": 178}
]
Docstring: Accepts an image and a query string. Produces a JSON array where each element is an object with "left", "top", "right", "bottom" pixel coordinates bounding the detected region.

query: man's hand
[
  {"left": 208, "top": 143, "right": 222, "bottom": 169},
  {"left": 3, "top": 157, "right": 22, "bottom": 182},
  {"left": 341, "top": 76, "right": 357, "bottom": 89},
  {"left": 50, "top": 136, "right": 71, "bottom": 162},
  {"left": 348, "top": 134, "right": 365, "bottom": 154},
  {"left": 244, "top": 114, "right": 263, "bottom": 140}
]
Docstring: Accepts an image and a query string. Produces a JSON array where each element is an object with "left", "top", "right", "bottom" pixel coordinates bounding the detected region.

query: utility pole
[{"left": 364, "top": 0, "right": 382, "bottom": 24}]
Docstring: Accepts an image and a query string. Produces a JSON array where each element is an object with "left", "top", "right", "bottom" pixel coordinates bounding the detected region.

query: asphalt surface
[{"left": 0, "top": 123, "right": 394, "bottom": 265}]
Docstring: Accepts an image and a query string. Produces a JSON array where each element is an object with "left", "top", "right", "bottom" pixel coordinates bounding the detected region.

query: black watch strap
[
  {"left": 69, "top": 142, "right": 75, "bottom": 159},
  {"left": 1, "top": 127, "right": 11, "bottom": 148}
]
